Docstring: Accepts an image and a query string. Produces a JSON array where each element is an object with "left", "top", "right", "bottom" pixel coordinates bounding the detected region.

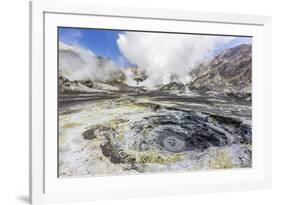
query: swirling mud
[{"left": 59, "top": 92, "right": 251, "bottom": 177}]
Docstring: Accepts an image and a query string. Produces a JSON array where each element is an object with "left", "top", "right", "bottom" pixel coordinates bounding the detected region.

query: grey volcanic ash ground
[{"left": 58, "top": 43, "right": 252, "bottom": 177}]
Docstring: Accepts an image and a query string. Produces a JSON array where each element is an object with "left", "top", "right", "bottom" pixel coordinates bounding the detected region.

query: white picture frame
[{"left": 29, "top": 1, "right": 272, "bottom": 204}]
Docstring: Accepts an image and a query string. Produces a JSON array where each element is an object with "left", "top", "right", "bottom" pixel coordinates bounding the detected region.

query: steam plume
[
  {"left": 117, "top": 32, "right": 233, "bottom": 87},
  {"left": 59, "top": 42, "right": 122, "bottom": 82}
]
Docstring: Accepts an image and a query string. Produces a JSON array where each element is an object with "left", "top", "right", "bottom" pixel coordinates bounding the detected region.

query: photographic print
[{"left": 58, "top": 28, "right": 252, "bottom": 177}]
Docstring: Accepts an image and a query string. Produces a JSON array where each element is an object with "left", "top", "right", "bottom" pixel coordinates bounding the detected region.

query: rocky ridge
[{"left": 188, "top": 44, "right": 252, "bottom": 100}]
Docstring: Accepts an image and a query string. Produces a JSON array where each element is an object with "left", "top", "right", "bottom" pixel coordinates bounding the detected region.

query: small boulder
[{"left": 82, "top": 129, "right": 96, "bottom": 140}]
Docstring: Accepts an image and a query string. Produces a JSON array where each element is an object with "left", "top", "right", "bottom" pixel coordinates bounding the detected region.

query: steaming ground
[
  {"left": 59, "top": 88, "right": 251, "bottom": 177},
  {"left": 58, "top": 38, "right": 252, "bottom": 177},
  {"left": 117, "top": 32, "right": 233, "bottom": 87}
]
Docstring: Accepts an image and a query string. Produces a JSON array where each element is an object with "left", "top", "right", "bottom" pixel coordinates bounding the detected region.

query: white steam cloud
[
  {"left": 59, "top": 42, "right": 122, "bottom": 82},
  {"left": 59, "top": 32, "right": 234, "bottom": 86},
  {"left": 117, "top": 32, "right": 233, "bottom": 87}
]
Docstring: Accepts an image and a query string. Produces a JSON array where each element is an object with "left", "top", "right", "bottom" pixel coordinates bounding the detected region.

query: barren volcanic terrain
[{"left": 58, "top": 43, "right": 252, "bottom": 177}]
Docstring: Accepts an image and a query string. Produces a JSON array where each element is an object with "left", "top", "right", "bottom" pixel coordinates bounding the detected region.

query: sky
[
  {"left": 59, "top": 28, "right": 131, "bottom": 67},
  {"left": 58, "top": 27, "right": 252, "bottom": 68}
]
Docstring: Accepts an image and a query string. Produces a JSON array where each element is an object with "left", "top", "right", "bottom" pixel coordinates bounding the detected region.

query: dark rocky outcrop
[
  {"left": 82, "top": 128, "right": 97, "bottom": 140},
  {"left": 160, "top": 82, "right": 186, "bottom": 93}
]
